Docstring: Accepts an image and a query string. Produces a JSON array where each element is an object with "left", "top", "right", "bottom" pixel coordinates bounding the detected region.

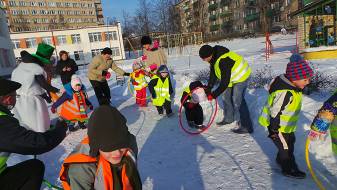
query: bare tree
[
  {"left": 134, "top": 0, "right": 153, "bottom": 35},
  {"left": 258, "top": 0, "right": 273, "bottom": 33}
]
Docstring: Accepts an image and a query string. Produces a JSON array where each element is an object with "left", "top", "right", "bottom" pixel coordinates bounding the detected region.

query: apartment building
[
  {"left": 0, "top": 7, "right": 16, "bottom": 76},
  {"left": 0, "top": 0, "right": 104, "bottom": 32},
  {"left": 10, "top": 24, "right": 125, "bottom": 66},
  {"left": 176, "top": 0, "right": 300, "bottom": 35}
]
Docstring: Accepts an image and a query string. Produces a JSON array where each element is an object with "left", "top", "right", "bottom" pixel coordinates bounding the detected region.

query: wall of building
[
  {"left": 10, "top": 24, "right": 125, "bottom": 66},
  {"left": 0, "top": 8, "right": 16, "bottom": 76}
]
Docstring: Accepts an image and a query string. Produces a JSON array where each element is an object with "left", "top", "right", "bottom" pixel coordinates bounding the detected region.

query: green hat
[{"left": 31, "top": 43, "right": 55, "bottom": 65}]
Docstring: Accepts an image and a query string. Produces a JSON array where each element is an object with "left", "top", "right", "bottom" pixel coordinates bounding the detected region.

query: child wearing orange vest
[
  {"left": 130, "top": 61, "right": 148, "bottom": 107},
  {"left": 51, "top": 75, "right": 93, "bottom": 131},
  {"left": 59, "top": 105, "right": 141, "bottom": 190}
]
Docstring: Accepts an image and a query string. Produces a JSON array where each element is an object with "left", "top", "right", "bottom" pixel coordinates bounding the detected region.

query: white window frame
[
  {"left": 88, "top": 32, "right": 102, "bottom": 43},
  {"left": 71, "top": 34, "right": 81, "bottom": 44},
  {"left": 42, "top": 37, "right": 53, "bottom": 45},
  {"left": 57, "top": 35, "right": 67, "bottom": 45},
  {"left": 74, "top": 51, "right": 84, "bottom": 61},
  {"left": 12, "top": 40, "right": 20, "bottom": 49},
  {"left": 26, "top": 38, "right": 37, "bottom": 48}
]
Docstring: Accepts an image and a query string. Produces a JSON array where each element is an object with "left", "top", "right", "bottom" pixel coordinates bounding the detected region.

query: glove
[
  {"left": 51, "top": 107, "right": 57, "bottom": 114},
  {"left": 105, "top": 72, "right": 111, "bottom": 79},
  {"left": 207, "top": 93, "right": 214, "bottom": 101},
  {"left": 124, "top": 72, "right": 130, "bottom": 77},
  {"left": 141, "top": 55, "right": 147, "bottom": 61},
  {"left": 89, "top": 105, "right": 94, "bottom": 111},
  {"left": 152, "top": 93, "right": 156, "bottom": 99},
  {"left": 267, "top": 126, "right": 279, "bottom": 140},
  {"left": 102, "top": 70, "right": 108, "bottom": 76},
  {"left": 132, "top": 81, "right": 139, "bottom": 86}
]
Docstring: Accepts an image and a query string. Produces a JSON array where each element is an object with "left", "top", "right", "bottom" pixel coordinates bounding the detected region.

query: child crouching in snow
[
  {"left": 259, "top": 53, "right": 313, "bottom": 179},
  {"left": 309, "top": 90, "right": 337, "bottom": 155},
  {"left": 181, "top": 81, "right": 207, "bottom": 129},
  {"left": 131, "top": 61, "right": 148, "bottom": 107},
  {"left": 51, "top": 75, "right": 93, "bottom": 131},
  {"left": 148, "top": 65, "right": 173, "bottom": 117}
]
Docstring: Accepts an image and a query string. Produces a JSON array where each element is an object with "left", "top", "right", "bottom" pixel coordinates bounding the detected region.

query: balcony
[
  {"left": 245, "top": 13, "right": 259, "bottom": 22},
  {"left": 209, "top": 15, "right": 217, "bottom": 21},
  {"left": 184, "top": 8, "right": 191, "bottom": 13},
  {"left": 210, "top": 24, "right": 220, "bottom": 31},
  {"left": 245, "top": 0, "right": 257, "bottom": 7},
  {"left": 208, "top": 4, "right": 218, "bottom": 12}
]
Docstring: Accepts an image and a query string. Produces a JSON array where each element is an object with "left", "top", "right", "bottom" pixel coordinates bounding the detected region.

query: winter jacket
[
  {"left": 131, "top": 69, "right": 147, "bottom": 91},
  {"left": 148, "top": 75, "right": 173, "bottom": 106},
  {"left": 181, "top": 82, "right": 205, "bottom": 107},
  {"left": 259, "top": 75, "right": 303, "bottom": 133},
  {"left": 60, "top": 136, "right": 141, "bottom": 190},
  {"left": 56, "top": 58, "right": 78, "bottom": 85},
  {"left": 0, "top": 105, "right": 67, "bottom": 174},
  {"left": 142, "top": 47, "right": 167, "bottom": 68},
  {"left": 208, "top": 46, "right": 242, "bottom": 98},
  {"left": 88, "top": 55, "right": 126, "bottom": 82}
]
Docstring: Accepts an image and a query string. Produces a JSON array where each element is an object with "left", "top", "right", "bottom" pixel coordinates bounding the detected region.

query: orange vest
[
  {"left": 60, "top": 91, "right": 88, "bottom": 123},
  {"left": 59, "top": 137, "right": 136, "bottom": 190}
]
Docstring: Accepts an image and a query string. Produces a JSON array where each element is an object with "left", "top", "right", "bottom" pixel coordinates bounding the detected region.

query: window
[
  {"left": 112, "top": 31, "right": 118, "bottom": 40},
  {"left": 26, "top": 38, "right": 37, "bottom": 48},
  {"left": 105, "top": 32, "right": 112, "bottom": 41},
  {"left": 88, "top": 32, "right": 102, "bottom": 42},
  {"left": 112, "top": 47, "right": 120, "bottom": 57},
  {"left": 9, "top": 1, "right": 16, "bottom": 6},
  {"left": 71, "top": 34, "right": 81, "bottom": 44},
  {"left": 57, "top": 35, "right": 67, "bottom": 45},
  {"left": 74, "top": 51, "right": 84, "bottom": 61},
  {"left": 12, "top": 40, "right": 20, "bottom": 49},
  {"left": 42, "top": 37, "right": 52, "bottom": 45},
  {"left": 91, "top": 49, "right": 103, "bottom": 58}
]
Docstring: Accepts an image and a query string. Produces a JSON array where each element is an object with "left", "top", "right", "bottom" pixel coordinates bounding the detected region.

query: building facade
[
  {"left": 175, "top": 0, "right": 299, "bottom": 35},
  {"left": 10, "top": 24, "right": 125, "bottom": 66},
  {"left": 0, "top": 0, "right": 104, "bottom": 32},
  {"left": 0, "top": 7, "right": 16, "bottom": 76}
]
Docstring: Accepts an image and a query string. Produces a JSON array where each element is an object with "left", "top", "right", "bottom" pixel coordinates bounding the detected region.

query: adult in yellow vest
[
  {"left": 199, "top": 45, "right": 253, "bottom": 134},
  {"left": 0, "top": 78, "right": 68, "bottom": 190}
]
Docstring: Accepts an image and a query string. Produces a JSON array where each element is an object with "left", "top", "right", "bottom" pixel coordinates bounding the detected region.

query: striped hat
[{"left": 286, "top": 53, "right": 313, "bottom": 81}]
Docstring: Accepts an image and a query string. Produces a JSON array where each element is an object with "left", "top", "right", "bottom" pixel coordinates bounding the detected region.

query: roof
[{"left": 290, "top": 0, "right": 335, "bottom": 17}]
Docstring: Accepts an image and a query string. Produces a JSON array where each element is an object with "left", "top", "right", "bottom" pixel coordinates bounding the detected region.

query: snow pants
[
  {"left": 0, "top": 159, "right": 44, "bottom": 190},
  {"left": 156, "top": 100, "right": 172, "bottom": 115},
  {"left": 136, "top": 88, "right": 147, "bottom": 107},
  {"left": 185, "top": 104, "right": 204, "bottom": 125},
  {"left": 272, "top": 132, "right": 299, "bottom": 173}
]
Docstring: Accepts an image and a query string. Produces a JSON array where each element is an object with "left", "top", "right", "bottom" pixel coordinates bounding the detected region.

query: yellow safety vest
[
  {"left": 151, "top": 75, "right": 170, "bottom": 106},
  {"left": 214, "top": 51, "right": 251, "bottom": 87},
  {"left": 131, "top": 71, "right": 148, "bottom": 91},
  {"left": 0, "top": 111, "right": 10, "bottom": 174},
  {"left": 259, "top": 90, "right": 302, "bottom": 133}
]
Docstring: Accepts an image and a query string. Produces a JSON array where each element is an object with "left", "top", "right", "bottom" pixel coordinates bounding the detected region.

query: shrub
[{"left": 248, "top": 65, "right": 273, "bottom": 89}]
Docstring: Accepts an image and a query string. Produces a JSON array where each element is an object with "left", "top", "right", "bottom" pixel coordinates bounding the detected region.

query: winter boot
[
  {"left": 282, "top": 169, "right": 306, "bottom": 179},
  {"left": 216, "top": 120, "right": 234, "bottom": 126},
  {"left": 187, "top": 121, "right": 195, "bottom": 128},
  {"left": 195, "top": 124, "right": 206, "bottom": 129},
  {"left": 68, "top": 125, "right": 79, "bottom": 132}
]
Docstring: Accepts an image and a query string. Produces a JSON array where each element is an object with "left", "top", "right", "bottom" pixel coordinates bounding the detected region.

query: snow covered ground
[{"left": 7, "top": 34, "right": 337, "bottom": 190}]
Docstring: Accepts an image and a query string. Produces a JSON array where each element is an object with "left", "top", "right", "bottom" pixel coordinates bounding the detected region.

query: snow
[
  {"left": 303, "top": 46, "right": 337, "bottom": 53},
  {"left": 7, "top": 34, "right": 337, "bottom": 190}
]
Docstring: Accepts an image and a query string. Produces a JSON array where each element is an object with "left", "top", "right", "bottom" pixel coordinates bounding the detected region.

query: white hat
[{"left": 71, "top": 75, "right": 82, "bottom": 89}]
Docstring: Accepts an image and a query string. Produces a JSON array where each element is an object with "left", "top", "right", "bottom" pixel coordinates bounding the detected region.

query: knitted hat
[
  {"left": 31, "top": 43, "right": 55, "bottom": 65},
  {"left": 141, "top": 36, "right": 152, "bottom": 45},
  {"left": 157, "top": 65, "right": 169, "bottom": 73},
  {"left": 199, "top": 45, "right": 213, "bottom": 59},
  {"left": 286, "top": 53, "right": 313, "bottom": 81},
  {"left": 0, "top": 77, "right": 21, "bottom": 96},
  {"left": 88, "top": 105, "right": 133, "bottom": 157},
  {"left": 71, "top": 75, "right": 82, "bottom": 89}
]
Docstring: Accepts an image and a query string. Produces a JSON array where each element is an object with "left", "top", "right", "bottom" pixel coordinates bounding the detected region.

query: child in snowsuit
[
  {"left": 259, "top": 53, "right": 313, "bottom": 179},
  {"left": 59, "top": 105, "right": 141, "bottom": 190},
  {"left": 51, "top": 75, "right": 93, "bottom": 131},
  {"left": 181, "top": 81, "right": 207, "bottom": 129},
  {"left": 148, "top": 65, "right": 173, "bottom": 117},
  {"left": 309, "top": 90, "right": 337, "bottom": 155},
  {"left": 131, "top": 61, "right": 148, "bottom": 107}
]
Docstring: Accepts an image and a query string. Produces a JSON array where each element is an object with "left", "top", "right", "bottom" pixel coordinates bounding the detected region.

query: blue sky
[{"left": 101, "top": 0, "right": 139, "bottom": 22}]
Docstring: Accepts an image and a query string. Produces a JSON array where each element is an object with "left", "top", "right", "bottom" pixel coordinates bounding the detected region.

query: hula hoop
[
  {"left": 179, "top": 87, "right": 218, "bottom": 135},
  {"left": 127, "top": 76, "right": 152, "bottom": 101},
  {"left": 305, "top": 137, "right": 326, "bottom": 190}
]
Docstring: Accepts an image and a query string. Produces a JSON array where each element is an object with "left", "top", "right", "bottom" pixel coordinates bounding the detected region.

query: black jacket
[
  {"left": 268, "top": 75, "right": 302, "bottom": 132},
  {"left": 56, "top": 58, "right": 78, "bottom": 85},
  {"left": 0, "top": 105, "right": 67, "bottom": 155},
  {"left": 208, "top": 46, "right": 235, "bottom": 98}
]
